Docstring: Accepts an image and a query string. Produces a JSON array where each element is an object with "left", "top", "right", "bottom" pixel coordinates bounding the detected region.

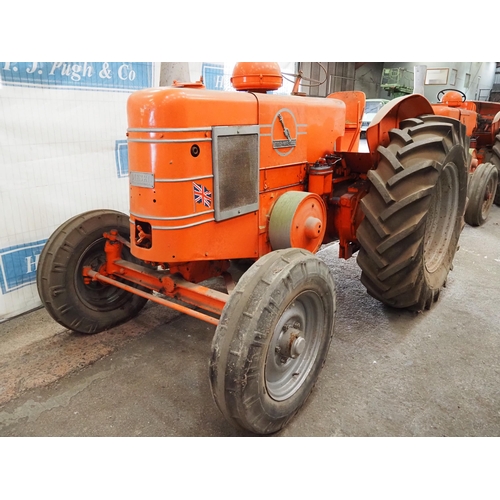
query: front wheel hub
[
  {"left": 290, "top": 336, "right": 306, "bottom": 358},
  {"left": 277, "top": 326, "right": 306, "bottom": 360}
]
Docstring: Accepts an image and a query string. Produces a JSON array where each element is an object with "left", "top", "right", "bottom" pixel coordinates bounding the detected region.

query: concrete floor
[{"left": 0, "top": 206, "right": 499, "bottom": 437}]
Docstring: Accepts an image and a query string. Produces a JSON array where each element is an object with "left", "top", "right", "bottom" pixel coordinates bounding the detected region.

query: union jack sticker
[{"left": 193, "top": 182, "right": 212, "bottom": 208}]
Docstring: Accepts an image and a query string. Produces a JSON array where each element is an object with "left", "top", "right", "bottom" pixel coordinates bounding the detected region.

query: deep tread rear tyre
[
  {"left": 464, "top": 162, "right": 498, "bottom": 226},
  {"left": 356, "top": 115, "right": 468, "bottom": 311},
  {"left": 37, "top": 209, "right": 149, "bottom": 334},
  {"left": 209, "top": 248, "right": 336, "bottom": 435}
]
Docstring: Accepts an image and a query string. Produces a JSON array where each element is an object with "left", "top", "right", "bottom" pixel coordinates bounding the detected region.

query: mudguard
[{"left": 366, "top": 94, "right": 434, "bottom": 159}]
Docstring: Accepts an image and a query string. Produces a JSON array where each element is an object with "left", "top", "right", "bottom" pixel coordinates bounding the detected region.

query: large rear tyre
[
  {"left": 464, "top": 162, "right": 498, "bottom": 226},
  {"left": 209, "top": 248, "right": 336, "bottom": 435},
  {"left": 37, "top": 209, "right": 149, "bottom": 334},
  {"left": 356, "top": 115, "right": 468, "bottom": 311}
]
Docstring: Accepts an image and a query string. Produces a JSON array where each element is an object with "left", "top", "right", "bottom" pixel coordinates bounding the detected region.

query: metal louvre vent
[{"left": 212, "top": 126, "right": 259, "bottom": 221}]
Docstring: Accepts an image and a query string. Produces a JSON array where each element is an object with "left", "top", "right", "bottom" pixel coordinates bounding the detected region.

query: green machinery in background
[{"left": 381, "top": 67, "right": 414, "bottom": 97}]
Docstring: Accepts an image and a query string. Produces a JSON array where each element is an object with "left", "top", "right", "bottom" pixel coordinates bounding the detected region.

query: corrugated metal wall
[
  {"left": 299, "top": 62, "right": 356, "bottom": 97},
  {"left": 490, "top": 63, "right": 500, "bottom": 102}
]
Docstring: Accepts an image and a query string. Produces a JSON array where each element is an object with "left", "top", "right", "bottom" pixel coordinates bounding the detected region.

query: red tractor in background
[
  {"left": 37, "top": 63, "right": 469, "bottom": 434},
  {"left": 431, "top": 89, "right": 500, "bottom": 226}
]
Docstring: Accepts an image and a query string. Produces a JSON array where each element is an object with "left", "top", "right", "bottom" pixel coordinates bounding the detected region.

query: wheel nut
[{"left": 290, "top": 337, "right": 305, "bottom": 358}]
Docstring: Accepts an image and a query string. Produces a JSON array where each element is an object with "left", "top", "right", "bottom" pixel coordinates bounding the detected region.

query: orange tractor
[
  {"left": 431, "top": 89, "right": 500, "bottom": 226},
  {"left": 37, "top": 63, "right": 469, "bottom": 434}
]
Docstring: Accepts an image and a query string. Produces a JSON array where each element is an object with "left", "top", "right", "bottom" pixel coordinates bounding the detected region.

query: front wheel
[
  {"left": 357, "top": 115, "right": 468, "bottom": 310},
  {"left": 37, "top": 209, "right": 149, "bottom": 334},
  {"left": 464, "top": 162, "right": 498, "bottom": 226},
  {"left": 209, "top": 248, "right": 336, "bottom": 435},
  {"left": 486, "top": 132, "right": 500, "bottom": 206}
]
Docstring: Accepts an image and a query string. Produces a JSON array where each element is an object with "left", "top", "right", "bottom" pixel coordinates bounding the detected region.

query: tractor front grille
[{"left": 212, "top": 125, "right": 260, "bottom": 221}]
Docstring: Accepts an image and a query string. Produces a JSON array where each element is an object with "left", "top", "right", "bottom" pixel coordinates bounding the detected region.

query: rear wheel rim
[
  {"left": 265, "top": 290, "right": 324, "bottom": 401},
  {"left": 423, "top": 162, "right": 459, "bottom": 274}
]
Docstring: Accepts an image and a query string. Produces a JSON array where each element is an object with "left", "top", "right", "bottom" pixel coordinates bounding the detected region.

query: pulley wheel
[{"left": 269, "top": 191, "right": 326, "bottom": 253}]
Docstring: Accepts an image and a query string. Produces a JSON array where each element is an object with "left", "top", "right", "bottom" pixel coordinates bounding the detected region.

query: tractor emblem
[
  {"left": 272, "top": 109, "right": 297, "bottom": 155},
  {"left": 278, "top": 114, "right": 292, "bottom": 142}
]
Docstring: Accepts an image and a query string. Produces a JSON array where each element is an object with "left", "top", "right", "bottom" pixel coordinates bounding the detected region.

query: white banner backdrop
[
  {"left": 0, "top": 61, "right": 295, "bottom": 323},
  {"left": 0, "top": 62, "right": 160, "bottom": 321}
]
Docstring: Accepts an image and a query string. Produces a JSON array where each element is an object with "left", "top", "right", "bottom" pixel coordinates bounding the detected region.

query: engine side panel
[{"left": 126, "top": 87, "right": 346, "bottom": 263}]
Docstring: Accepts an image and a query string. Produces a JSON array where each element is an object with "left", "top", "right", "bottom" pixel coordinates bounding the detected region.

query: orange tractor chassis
[
  {"left": 80, "top": 93, "right": 438, "bottom": 327},
  {"left": 37, "top": 63, "right": 469, "bottom": 434}
]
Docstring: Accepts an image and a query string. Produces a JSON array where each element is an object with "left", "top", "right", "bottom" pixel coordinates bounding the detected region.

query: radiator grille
[{"left": 213, "top": 126, "right": 259, "bottom": 221}]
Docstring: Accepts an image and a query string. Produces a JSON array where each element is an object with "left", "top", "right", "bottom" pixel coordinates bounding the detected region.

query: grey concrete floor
[{"left": 0, "top": 206, "right": 499, "bottom": 437}]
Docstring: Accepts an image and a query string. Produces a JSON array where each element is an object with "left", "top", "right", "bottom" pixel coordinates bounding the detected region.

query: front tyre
[
  {"left": 37, "top": 209, "right": 149, "bottom": 334},
  {"left": 209, "top": 248, "right": 336, "bottom": 435},
  {"left": 357, "top": 115, "right": 468, "bottom": 310},
  {"left": 464, "top": 162, "right": 498, "bottom": 226},
  {"left": 486, "top": 132, "right": 500, "bottom": 206}
]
